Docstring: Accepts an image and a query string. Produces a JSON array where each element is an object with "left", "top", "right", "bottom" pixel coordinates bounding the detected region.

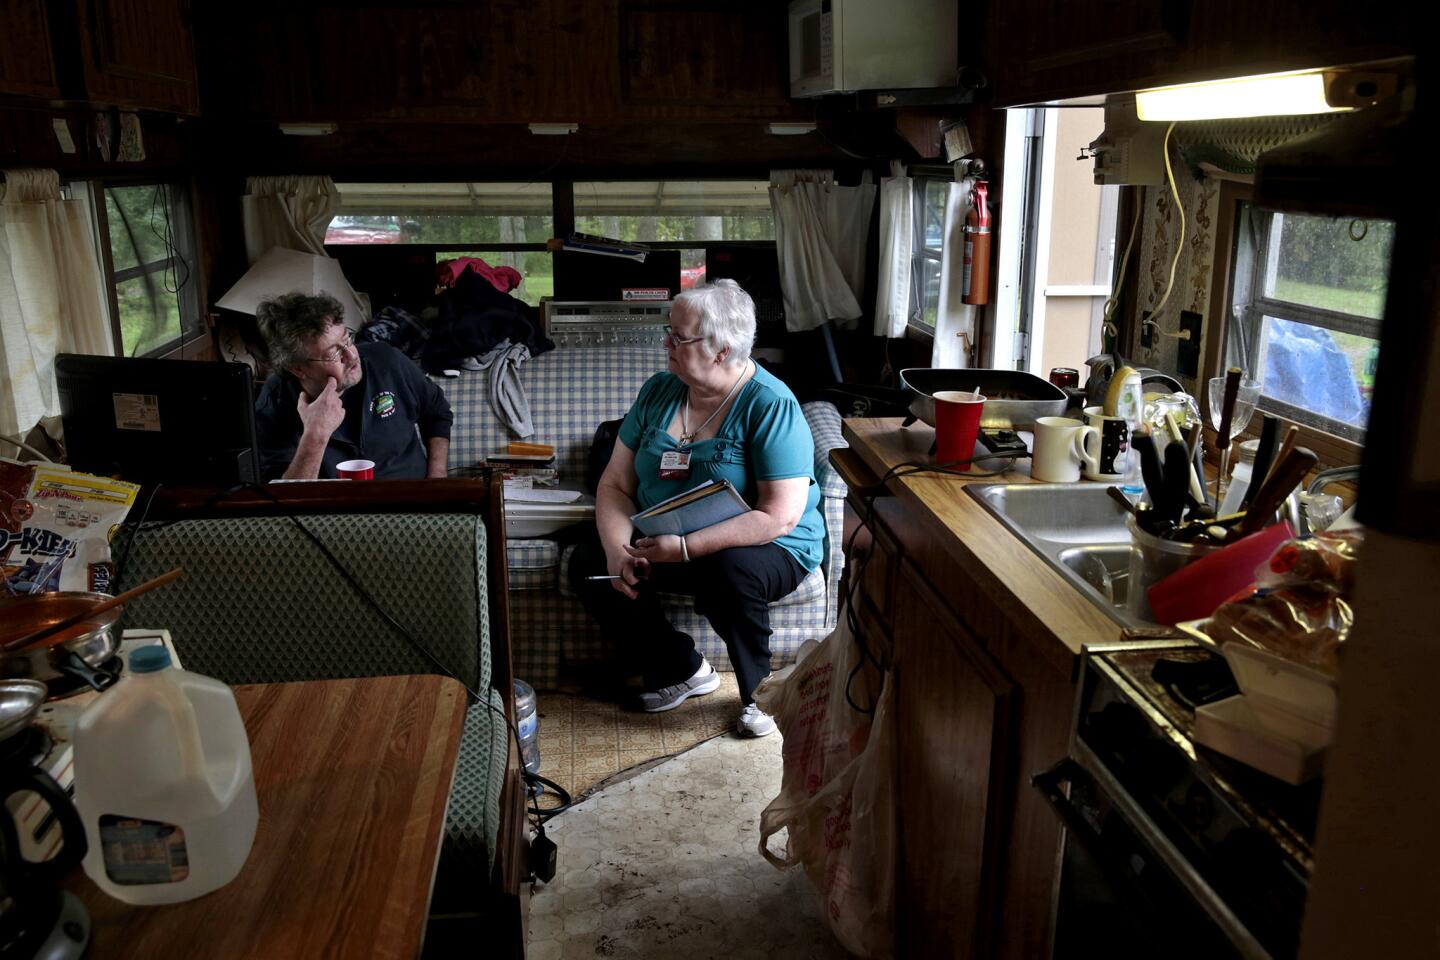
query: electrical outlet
[
  {"left": 1139, "top": 310, "right": 1155, "bottom": 349},
  {"left": 1177, "top": 310, "right": 1202, "bottom": 377}
]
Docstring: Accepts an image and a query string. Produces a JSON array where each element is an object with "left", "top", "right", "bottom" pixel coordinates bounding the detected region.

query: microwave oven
[{"left": 788, "top": 0, "right": 958, "bottom": 98}]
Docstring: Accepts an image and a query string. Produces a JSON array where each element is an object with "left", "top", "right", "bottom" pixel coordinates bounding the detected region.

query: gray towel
[{"left": 465, "top": 340, "right": 534, "bottom": 438}]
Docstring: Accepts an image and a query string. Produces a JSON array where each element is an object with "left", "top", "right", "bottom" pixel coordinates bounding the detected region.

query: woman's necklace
[{"left": 679, "top": 360, "right": 750, "bottom": 446}]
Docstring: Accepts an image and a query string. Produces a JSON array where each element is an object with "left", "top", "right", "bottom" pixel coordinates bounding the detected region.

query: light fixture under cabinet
[
  {"left": 765, "top": 122, "right": 817, "bottom": 136},
  {"left": 1135, "top": 69, "right": 1399, "bottom": 122},
  {"left": 278, "top": 123, "right": 338, "bottom": 136},
  {"left": 528, "top": 123, "right": 580, "bottom": 135}
]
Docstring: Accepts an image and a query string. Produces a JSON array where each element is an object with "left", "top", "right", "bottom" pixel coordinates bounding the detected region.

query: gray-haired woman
[{"left": 572, "top": 280, "right": 825, "bottom": 737}]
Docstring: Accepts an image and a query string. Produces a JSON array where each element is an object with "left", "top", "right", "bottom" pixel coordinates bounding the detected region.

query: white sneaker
[
  {"left": 638, "top": 659, "right": 721, "bottom": 712},
  {"left": 736, "top": 703, "right": 776, "bottom": 737}
]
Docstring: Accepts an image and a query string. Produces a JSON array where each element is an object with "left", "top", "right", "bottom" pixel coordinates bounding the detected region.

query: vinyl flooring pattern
[
  {"left": 533, "top": 672, "right": 745, "bottom": 810},
  {"left": 527, "top": 729, "right": 851, "bottom": 960}
]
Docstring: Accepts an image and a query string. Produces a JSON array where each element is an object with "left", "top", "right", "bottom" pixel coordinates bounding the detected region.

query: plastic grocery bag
[{"left": 755, "top": 619, "right": 896, "bottom": 959}]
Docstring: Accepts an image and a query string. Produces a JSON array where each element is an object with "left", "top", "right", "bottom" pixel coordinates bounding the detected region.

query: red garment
[{"left": 437, "top": 256, "right": 523, "bottom": 294}]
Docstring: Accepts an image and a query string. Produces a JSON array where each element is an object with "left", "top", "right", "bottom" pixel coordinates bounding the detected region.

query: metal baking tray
[{"left": 900, "top": 368, "right": 1069, "bottom": 430}]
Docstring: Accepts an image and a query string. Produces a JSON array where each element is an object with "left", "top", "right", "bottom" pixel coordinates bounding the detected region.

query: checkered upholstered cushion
[
  {"left": 438, "top": 687, "right": 509, "bottom": 880},
  {"left": 438, "top": 345, "right": 849, "bottom": 689},
  {"left": 113, "top": 513, "right": 490, "bottom": 694},
  {"left": 442, "top": 345, "right": 667, "bottom": 476},
  {"left": 507, "top": 538, "right": 560, "bottom": 591},
  {"left": 111, "top": 512, "right": 506, "bottom": 878}
]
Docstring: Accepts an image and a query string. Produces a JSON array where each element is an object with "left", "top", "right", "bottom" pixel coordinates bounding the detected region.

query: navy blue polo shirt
[{"left": 254, "top": 342, "right": 453, "bottom": 481}]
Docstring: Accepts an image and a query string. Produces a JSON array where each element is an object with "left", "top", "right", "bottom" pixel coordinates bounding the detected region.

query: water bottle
[
  {"left": 74, "top": 646, "right": 258, "bottom": 905},
  {"left": 1219, "top": 439, "right": 1259, "bottom": 516},
  {"left": 514, "top": 679, "right": 541, "bottom": 783}
]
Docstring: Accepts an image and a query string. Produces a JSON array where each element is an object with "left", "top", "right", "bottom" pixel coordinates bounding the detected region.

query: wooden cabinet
[
  {"left": 194, "top": 0, "right": 808, "bottom": 124},
  {"left": 74, "top": 0, "right": 199, "bottom": 114},
  {"left": 0, "top": 0, "right": 61, "bottom": 98},
  {"left": 988, "top": 0, "right": 1417, "bottom": 107},
  {"left": 892, "top": 559, "right": 1015, "bottom": 958},
  {"left": 0, "top": 0, "right": 198, "bottom": 114},
  {"left": 834, "top": 427, "right": 1094, "bottom": 960}
]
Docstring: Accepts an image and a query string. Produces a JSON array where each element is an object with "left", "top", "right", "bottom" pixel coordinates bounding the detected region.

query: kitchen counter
[
  {"left": 837, "top": 418, "right": 1134, "bottom": 673},
  {"left": 833, "top": 417, "right": 1153, "bottom": 959}
]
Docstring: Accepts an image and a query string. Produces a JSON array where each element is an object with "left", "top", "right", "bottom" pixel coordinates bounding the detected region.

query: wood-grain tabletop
[{"left": 67, "top": 674, "right": 469, "bottom": 960}]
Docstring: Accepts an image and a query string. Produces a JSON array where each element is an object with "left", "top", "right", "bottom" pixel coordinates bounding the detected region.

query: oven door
[{"left": 1034, "top": 746, "right": 1272, "bottom": 960}]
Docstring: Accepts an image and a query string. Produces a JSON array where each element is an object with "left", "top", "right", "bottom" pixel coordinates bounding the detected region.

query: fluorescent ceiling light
[
  {"left": 529, "top": 123, "right": 579, "bottom": 135},
  {"left": 1135, "top": 71, "right": 1348, "bottom": 121},
  {"left": 278, "top": 123, "right": 338, "bottom": 136},
  {"left": 766, "top": 123, "right": 816, "bottom": 136}
]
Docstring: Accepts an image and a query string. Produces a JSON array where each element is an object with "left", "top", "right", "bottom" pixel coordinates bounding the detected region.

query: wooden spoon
[{"left": 2, "top": 568, "right": 184, "bottom": 652}]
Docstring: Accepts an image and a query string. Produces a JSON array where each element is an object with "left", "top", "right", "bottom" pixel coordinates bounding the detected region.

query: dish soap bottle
[{"left": 74, "top": 646, "right": 258, "bottom": 905}]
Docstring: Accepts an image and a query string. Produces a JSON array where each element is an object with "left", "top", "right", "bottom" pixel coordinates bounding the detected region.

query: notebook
[{"left": 630, "top": 479, "right": 750, "bottom": 538}]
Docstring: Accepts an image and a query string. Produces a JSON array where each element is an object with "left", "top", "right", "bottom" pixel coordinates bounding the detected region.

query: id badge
[{"left": 658, "top": 450, "right": 692, "bottom": 480}]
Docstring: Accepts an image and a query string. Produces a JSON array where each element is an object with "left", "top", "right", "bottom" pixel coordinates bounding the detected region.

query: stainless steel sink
[{"left": 966, "top": 483, "right": 1149, "bottom": 628}]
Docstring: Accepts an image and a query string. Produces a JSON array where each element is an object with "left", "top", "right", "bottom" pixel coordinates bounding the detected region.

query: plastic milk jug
[{"left": 74, "top": 646, "right": 258, "bottom": 904}]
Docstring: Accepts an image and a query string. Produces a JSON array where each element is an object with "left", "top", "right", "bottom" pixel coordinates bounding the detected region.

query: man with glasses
[{"left": 253, "top": 292, "right": 452, "bottom": 481}]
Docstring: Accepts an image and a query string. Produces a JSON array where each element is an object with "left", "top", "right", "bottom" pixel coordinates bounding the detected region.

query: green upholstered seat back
[{"left": 113, "top": 512, "right": 489, "bottom": 695}]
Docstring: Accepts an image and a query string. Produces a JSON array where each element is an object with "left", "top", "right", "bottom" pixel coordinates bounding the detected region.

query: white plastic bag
[{"left": 755, "top": 620, "right": 896, "bottom": 958}]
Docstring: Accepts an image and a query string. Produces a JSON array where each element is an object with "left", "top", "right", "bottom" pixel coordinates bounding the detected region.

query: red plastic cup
[
  {"left": 933, "top": 390, "right": 986, "bottom": 470},
  {"left": 336, "top": 459, "right": 375, "bottom": 480}
]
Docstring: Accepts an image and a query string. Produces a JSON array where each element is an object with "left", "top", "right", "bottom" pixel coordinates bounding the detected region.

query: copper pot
[{"left": 0, "top": 592, "right": 122, "bottom": 696}]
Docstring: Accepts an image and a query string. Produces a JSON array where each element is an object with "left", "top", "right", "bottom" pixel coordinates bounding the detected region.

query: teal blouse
[{"left": 617, "top": 364, "right": 824, "bottom": 572}]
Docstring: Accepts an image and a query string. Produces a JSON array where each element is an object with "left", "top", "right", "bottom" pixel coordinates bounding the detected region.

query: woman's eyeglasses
[
  {"left": 662, "top": 325, "right": 704, "bottom": 347},
  {"left": 304, "top": 330, "right": 356, "bottom": 364}
]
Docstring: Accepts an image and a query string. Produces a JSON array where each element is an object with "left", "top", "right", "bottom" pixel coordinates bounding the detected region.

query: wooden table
[{"left": 68, "top": 674, "right": 468, "bottom": 959}]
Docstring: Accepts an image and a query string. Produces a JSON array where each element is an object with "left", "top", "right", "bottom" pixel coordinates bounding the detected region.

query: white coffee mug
[
  {"left": 1031, "top": 417, "right": 1091, "bottom": 483},
  {"left": 1080, "top": 406, "right": 1130, "bottom": 482}
]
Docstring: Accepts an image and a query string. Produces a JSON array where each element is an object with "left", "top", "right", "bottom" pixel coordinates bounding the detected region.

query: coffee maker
[{"left": 0, "top": 680, "right": 90, "bottom": 960}]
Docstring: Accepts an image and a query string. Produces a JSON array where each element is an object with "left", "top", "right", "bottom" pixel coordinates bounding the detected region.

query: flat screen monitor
[
  {"left": 707, "top": 245, "right": 785, "bottom": 329},
  {"left": 553, "top": 249, "right": 681, "bottom": 302},
  {"left": 56, "top": 354, "right": 260, "bottom": 489}
]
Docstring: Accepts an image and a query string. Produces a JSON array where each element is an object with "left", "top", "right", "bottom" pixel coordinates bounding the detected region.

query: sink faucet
[
  {"left": 1285, "top": 465, "right": 1361, "bottom": 536},
  {"left": 1307, "top": 464, "right": 1362, "bottom": 496}
]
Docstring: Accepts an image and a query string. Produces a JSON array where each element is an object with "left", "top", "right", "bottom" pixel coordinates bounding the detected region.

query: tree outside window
[{"left": 101, "top": 184, "right": 198, "bottom": 357}]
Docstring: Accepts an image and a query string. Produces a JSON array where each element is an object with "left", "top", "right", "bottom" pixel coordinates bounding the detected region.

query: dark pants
[{"left": 570, "top": 527, "right": 808, "bottom": 704}]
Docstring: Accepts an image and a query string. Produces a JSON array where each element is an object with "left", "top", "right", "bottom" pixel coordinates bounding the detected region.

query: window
[
  {"left": 95, "top": 183, "right": 199, "bottom": 357},
  {"left": 329, "top": 183, "right": 553, "bottom": 305},
  {"left": 573, "top": 181, "right": 774, "bottom": 288},
  {"left": 1229, "top": 203, "right": 1392, "bottom": 442},
  {"left": 910, "top": 175, "right": 950, "bottom": 329}
]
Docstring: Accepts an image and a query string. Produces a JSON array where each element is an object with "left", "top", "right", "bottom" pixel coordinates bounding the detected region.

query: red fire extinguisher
[{"left": 962, "top": 180, "right": 992, "bottom": 306}]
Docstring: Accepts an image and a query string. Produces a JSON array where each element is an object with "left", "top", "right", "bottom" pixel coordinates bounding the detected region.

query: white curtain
[
  {"left": 874, "top": 164, "right": 913, "bottom": 338},
  {"left": 239, "top": 175, "right": 369, "bottom": 322},
  {"left": 241, "top": 175, "right": 340, "bottom": 265},
  {"left": 0, "top": 169, "right": 114, "bottom": 437},
  {"left": 932, "top": 176, "right": 981, "bottom": 369},
  {"left": 768, "top": 169, "right": 877, "bottom": 333}
]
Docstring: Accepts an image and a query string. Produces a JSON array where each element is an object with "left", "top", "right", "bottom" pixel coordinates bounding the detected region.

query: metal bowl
[
  {"left": 899, "top": 368, "right": 1070, "bottom": 431},
  {"left": 0, "top": 678, "right": 47, "bottom": 741}
]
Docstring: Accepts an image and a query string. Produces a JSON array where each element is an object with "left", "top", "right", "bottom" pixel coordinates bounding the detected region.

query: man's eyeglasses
[
  {"left": 662, "top": 325, "right": 704, "bottom": 347},
  {"left": 303, "top": 330, "right": 356, "bottom": 364}
]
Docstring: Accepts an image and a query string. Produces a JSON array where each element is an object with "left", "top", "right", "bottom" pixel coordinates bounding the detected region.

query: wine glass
[{"left": 1206, "top": 375, "right": 1261, "bottom": 509}]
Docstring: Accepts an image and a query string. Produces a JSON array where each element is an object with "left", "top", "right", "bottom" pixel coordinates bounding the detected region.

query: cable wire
[{"left": 837, "top": 451, "right": 1025, "bottom": 715}]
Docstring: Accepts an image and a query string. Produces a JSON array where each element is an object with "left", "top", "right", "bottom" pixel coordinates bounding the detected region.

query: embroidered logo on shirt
[{"left": 372, "top": 391, "right": 397, "bottom": 418}]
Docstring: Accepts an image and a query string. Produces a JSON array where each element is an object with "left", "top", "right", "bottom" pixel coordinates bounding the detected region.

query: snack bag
[{"left": 0, "top": 461, "right": 140, "bottom": 596}]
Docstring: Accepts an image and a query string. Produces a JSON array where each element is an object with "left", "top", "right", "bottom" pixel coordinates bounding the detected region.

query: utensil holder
[{"left": 1126, "top": 514, "right": 1223, "bottom": 622}]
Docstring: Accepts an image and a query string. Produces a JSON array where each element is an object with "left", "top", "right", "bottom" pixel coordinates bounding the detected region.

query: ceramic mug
[
  {"left": 1080, "top": 406, "right": 1129, "bottom": 481},
  {"left": 1031, "top": 417, "right": 1092, "bottom": 483}
]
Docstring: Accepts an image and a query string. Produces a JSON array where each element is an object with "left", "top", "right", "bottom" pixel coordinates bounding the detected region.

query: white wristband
[{"left": 680, "top": 535, "right": 690, "bottom": 563}]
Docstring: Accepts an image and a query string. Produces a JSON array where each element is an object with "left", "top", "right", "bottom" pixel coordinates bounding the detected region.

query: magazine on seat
[{"left": 630, "top": 479, "right": 750, "bottom": 538}]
